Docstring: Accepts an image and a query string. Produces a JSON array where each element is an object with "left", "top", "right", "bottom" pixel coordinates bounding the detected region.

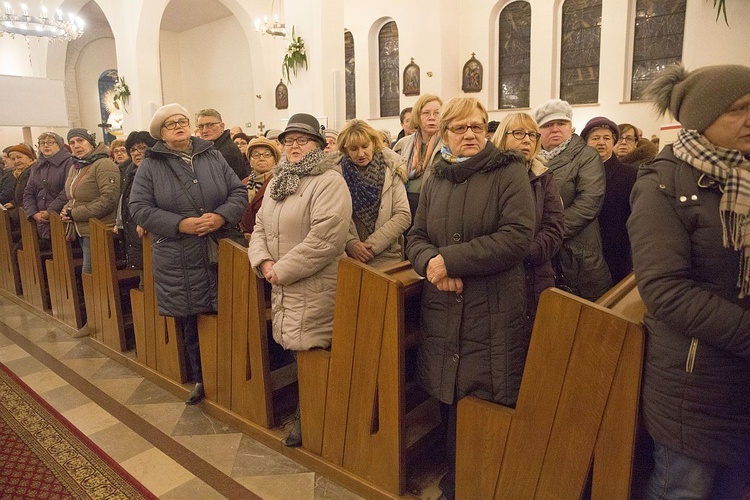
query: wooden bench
[
  {"left": 197, "top": 238, "right": 297, "bottom": 427},
  {"left": 0, "top": 208, "right": 21, "bottom": 295},
  {"left": 297, "top": 258, "right": 440, "bottom": 497},
  {"left": 87, "top": 218, "right": 140, "bottom": 351},
  {"left": 455, "top": 281, "right": 645, "bottom": 500},
  {"left": 130, "top": 232, "right": 185, "bottom": 383},
  {"left": 16, "top": 208, "right": 51, "bottom": 310},
  {"left": 45, "top": 212, "right": 85, "bottom": 329}
]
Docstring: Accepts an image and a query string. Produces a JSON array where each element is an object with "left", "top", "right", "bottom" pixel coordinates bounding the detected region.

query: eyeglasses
[
  {"left": 506, "top": 130, "right": 541, "bottom": 141},
  {"left": 129, "top": 146, "right": 148, "bottom": 155},
  {"left": 283, "top": 136, "right": 311, "bottom": 147},
  {"left": 618, "top": 136, "right": 636, "bottom": 144},
  {"left": 197, "top": 122, "right": 222, "bottom": 130},
  {"left": 251, "top": 151, "right": 274, "bottom": 159},
  {"left": 38, "top": 140, "right": 57, "bottom": 147},
  {"left": 113, "top": 147, "right": 127, "bottom": 155},
  {"left": 162, "top": 118, "right": 190, "bottom": 130},
  {"left": 447, "top": 124, "right": 486, "bottom": 134}
]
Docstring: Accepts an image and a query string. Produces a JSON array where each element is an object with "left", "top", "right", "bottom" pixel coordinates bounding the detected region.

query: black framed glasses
[
  {"left": 38, "top": 140, "right": 57, "bottom": 147},
  {"left": 447, "top": 124, "right": 486, "bottom": 134},
  {"left": 283, "top": 136, "right": 311, "bottom": 147},
  {"left": 129, "top": 145, "right": 148, "bottom": 155},
  {"left": 506, "top": 130, "right": 540, "bottom": 141},
  {"left": 162, "top": 118, "right": 190, "bottom": 130}
]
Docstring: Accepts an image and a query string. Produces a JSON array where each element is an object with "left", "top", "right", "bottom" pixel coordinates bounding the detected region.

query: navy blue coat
[{"left": 129, "top": 137, "right": 247, "bottom": 317}]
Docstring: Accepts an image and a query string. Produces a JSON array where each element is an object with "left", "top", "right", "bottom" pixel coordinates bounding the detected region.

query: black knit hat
[
  {"left": 125, "top": 130, "right": 157, "bottom": 153},
  {"left": 67, "top": 128, "right": 96, "bottom": 148},
  {"left": 278, "top": 113, "right": 326, "bottom": 148}
]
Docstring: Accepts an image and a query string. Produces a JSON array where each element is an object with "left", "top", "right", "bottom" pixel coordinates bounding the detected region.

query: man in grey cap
[
  {"left": 532, "top": 98, "right": 611, "bottom": 301},
  {"left": 196, "top": 108, "right": 250, "bottom": 182}
]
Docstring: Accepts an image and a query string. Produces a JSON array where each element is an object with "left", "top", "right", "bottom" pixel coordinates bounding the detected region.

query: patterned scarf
[
  {"left": 539, "top": 137, "right": 573, "bottom": 163},
  {"left": 164, "top": 141, "right": 194, "bottom": 170},
  {"left": 248, "top": 171, "right": 272, "bottom": 203},
  {"left": 440, "top": 145, "right": 475, "bottom": 164},
  {"left": 673, "top": 129, "right": 750, "bottom": 298},
  {"left": 269, "top": 149, "right": 325, "bottom": 201},
  {"left": 342, "top": 151, "right": 386, "bottom": 240},
  {"left": 72, "top": 153, "right": 109, "bottom": 169},
  {"left": 406, "top": 132, "right": 439, "bottom": 180}
]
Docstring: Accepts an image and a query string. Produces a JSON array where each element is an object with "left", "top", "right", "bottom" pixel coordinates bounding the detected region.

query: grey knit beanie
[
  {"left": 647, "top": 64, "right": 750, "bottom": 132},
  {"left": 67, "top": 128, "right": 96, "bottom": 148},
  {"left": 278, "top": 114, "right": 326, "bottom": 148}
]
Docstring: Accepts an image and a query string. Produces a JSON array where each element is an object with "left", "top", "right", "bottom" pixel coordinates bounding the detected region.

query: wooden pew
[
  {"left": 297, "top": 258, "right": 440, "bottom": 497},
  {"left": 45, "top": 212, "right": 84, "bottom": 329},
  {"left": 16, "top": 208, "right": 50, "bottom": 310},
  {"left": 0, "top": 208, "right": 21, "bottom": 295},
  {"left": 198, "top": 238, "right": 296, "bottom": 427},
  {"left": 455, "top": 283, "right": 645, "bottom": 500},
  {"left": 88, "top": 218, "right": 140, "bottom": 351},
  {"left": 130, "top": 232, "right": 185, "bottom": 382}
]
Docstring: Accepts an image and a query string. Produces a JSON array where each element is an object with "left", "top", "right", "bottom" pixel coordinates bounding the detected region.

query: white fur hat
[
  {"left": 532, "top": 99, "right": 573, "bottom": 127},
  {"left": 149, "top": 103, "right": 190, "bottom": 140}
]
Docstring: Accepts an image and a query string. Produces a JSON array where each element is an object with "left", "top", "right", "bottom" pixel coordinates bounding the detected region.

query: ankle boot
[
  {"left": 283, "top": 405, "right": 302, "bottom": 447},
  {"left": 185, "top": 383, "right": 205, "bottom": 405},
  {"left": 72, "top": 323, "right": 90, "bottom": 338}
]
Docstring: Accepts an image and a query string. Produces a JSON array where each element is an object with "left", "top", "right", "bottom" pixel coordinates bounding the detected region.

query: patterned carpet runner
[{"left": 0, "top": 362, "right": 156, "bottom": 499}]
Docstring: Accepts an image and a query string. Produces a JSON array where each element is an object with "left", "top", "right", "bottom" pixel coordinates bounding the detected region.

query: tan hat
[
  {"left": 149, "top": 103, "right": 190, "bottom": 140},
  {"left": 245, "top": 136, "right": 280, "bottom": 164}
]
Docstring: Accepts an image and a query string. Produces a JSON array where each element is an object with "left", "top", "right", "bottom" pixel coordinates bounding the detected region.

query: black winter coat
[
  {"left": 120, "top": 166, "right": 142, "bottom": 270},
  {"left": 628, "top": 145, "right": 750, "bottom": 466},
  {"left": 22, "top": 148, "right": 72, "bottom": 239},
  {"left": 213, "top": 130, "right": 250, "bottom": 181},
  {"left": 129, "top": 138, "right": 247, "bottom": 317},
  {"left": 406, "top": 143, "right": 535, "bottom": 406},
  {"left": 599, "top": 155, "right": 637, "bottom": 284}
]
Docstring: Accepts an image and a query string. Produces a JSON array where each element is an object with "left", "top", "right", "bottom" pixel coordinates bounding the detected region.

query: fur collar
[{"left": 432, "top": 142, "right": 525, "bottom": 183}]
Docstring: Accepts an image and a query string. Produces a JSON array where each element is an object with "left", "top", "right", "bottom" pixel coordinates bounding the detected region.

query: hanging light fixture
[
  {"left": 0, "top": 2, "right": 84, "bottom": 41},
  {"left": 254, "top": 0, "right": 286, "bottom": 38}
]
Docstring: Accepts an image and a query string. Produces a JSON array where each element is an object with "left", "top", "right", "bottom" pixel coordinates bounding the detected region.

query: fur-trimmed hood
[{"left": 432, "top": 142, "right": 525, "bottom": 183}]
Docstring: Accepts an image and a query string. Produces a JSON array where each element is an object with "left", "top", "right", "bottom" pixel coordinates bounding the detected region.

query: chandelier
[
  {"left": 254, "top": 0, "right": 286, "bottom": 38},
  {"left": 1, "top": 2, "right": 84, "bottom": 41}
]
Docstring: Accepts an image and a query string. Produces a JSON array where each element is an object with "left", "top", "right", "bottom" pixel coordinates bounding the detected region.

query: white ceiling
[{"left": 79, "top": 0, "right": 234, "bottom": 34}]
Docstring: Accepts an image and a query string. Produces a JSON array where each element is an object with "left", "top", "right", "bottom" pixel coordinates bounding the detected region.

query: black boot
[
  {"left": 185, "top": 383, "right": 205, "bottom": 405},
  {"left": 283, "top": 405, "right": 302, "bottom": 447}
]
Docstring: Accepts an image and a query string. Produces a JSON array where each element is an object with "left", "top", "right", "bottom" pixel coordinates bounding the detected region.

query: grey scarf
[
  {"left": 270, "top": 149, "right": 325, "bottom": 201},
  {"left": 539, "top": 137, "right": 573, "bottom": 163}
]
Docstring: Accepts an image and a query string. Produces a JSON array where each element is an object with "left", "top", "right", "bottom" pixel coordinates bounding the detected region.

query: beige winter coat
[
  {"left": 248, "top": 154, "right": 352, "bottom": 351},
  {"left": 339, "top": 148, "right": 411, "bottom": 269}
]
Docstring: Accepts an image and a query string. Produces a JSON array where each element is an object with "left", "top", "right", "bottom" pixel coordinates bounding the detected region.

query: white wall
[{"left": 74, "top": 37, "right": 118, "bottom": 138}]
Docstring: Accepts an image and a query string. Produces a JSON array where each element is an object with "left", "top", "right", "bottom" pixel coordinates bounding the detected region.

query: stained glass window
[
  {"left": 560, "top": 0, "right": 602, "bottom": 105},
  {"left": 378, "top": 21, "right": 399, "bottom": 118},
  {"left": 345, "top": 30, "right": 356, "bottom": 119},
  {"left": 498, "top": 1, "right": 531, "bottom": 109},
  {"left": 630, "top": 0, "right": 686, "bottom": 101}
]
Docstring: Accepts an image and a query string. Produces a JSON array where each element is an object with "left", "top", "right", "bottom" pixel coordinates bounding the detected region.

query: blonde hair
[
  {"left": 110, "top": 139, "right": 126, "bottom": 151},
  {"left": 410, "top": 94, "right": 444, "bottom": 131},
  {"left": 438, "top": 97, "right": 488, "bottom": 143},
  {"left": 492, "top": 112, "right": 542, "bottom": 160},
  {"left": 337, "top": 119, "right": 384, "bottom": 154}
]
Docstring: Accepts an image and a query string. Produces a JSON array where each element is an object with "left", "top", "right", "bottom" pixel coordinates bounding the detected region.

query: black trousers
[{"left": 178, "top": 315, "right": 202, "bottom": 383}]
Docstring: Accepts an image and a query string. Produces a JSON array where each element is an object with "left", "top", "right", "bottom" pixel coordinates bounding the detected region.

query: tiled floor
[{"left": 0, "top": 296, "right": 362, "bottom": 500}]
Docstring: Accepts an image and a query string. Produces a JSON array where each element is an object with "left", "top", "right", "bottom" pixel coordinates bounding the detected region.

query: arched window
[
  {"left": 630, "top": 0, "right": 686, "bottom": 101},
  {"left": 498, "top": 1, "right": 531, "bottom": 109},
  {"left": 378, "top": 21, "right": 399, "bottom": 118},
  {"left": 345, "top": 30, "right": 356, "bottom": 119},
  {"left": 560, "top": 0, "right": 602, "bottom": 105}
]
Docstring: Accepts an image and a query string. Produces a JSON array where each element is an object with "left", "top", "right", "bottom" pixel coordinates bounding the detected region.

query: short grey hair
[{"left": 196, "top": 108, "right": 222, "bottom": 121}]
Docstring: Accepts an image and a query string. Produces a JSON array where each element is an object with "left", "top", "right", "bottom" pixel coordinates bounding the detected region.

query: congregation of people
[{"left": 2, "top": 61, "right": 749, "bottom": 499}]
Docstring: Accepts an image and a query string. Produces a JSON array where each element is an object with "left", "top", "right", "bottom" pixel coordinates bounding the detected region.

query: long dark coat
[
  {"left": 213, "top": 129, "right": 250, "bottom": 181},
  {"left": 599, "top": 154, "right": 637, "bottom": 284},
  {"left": 628, "top": 145, "right": 750, "bottom": 466},
  {"left": 406, "top": 143, "right": 535, "bottom": 406},
  {"left": 22, "top": 148, "right": 72, "bottom": 240},
  {"left": 129, "top": 137, "right": 247, "bottom": 317},
  {"left": 120, "top": 165, "right": 143, "bottom": 270}
]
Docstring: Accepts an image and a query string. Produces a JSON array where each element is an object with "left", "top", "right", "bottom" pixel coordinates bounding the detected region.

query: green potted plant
[{"left": 282, "top": 27, "right": 307, "bottom": 84}]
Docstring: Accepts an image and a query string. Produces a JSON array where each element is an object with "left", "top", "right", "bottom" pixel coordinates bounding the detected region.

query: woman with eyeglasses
[
  {"left": 129, "top": 104, "right": 247, "bottom": 405},
  {"left": 615, "top": 122, "right": 658, "bottom": 167},
  {"left": 239, "top": 136, "right": 279, "bottom": 239},
  {"left": 393, "top": 93, "right": 444, "bottom": 223},
  {"left": 248, "top": 113, "right": 352, "bottom": 447},
  {"left": 22, "top": 132, "right": 73, "bottom": 249},
  {"left": 492, "top": 113, "right": 564, "bottom": 324},
  {"left": 114, "top": 131, "right": 156, "bottom": 278},
  {"left": 406, "top": 97, "right": 534, "bottom": 500},
  {"left": 336, "top": 119, "right": 410, "bottom": 269}
]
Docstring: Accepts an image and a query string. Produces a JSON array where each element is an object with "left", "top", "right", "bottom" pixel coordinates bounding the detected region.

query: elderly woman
[
  {"left": 61, "top": 129, "right": 120, "bottom": 275},
  {"left": 492, "top": 113, "right": 564, "bottom": 324},
  {"left": 406, "top": 97, "right": 534, "bottom": 500},
  {"left": 248, "top": 113, "right": 352, "bottom": 447},
  {"left": 23, "top": 133, "right": 72, "bottom": 248},
  {"left": 336, "top": 119, "right": 410, "bottom": 268},
  {"left": 114, "top": 131, "right": 156, "bottom": 275},
  {"left": 3, "top": 144, "right": 36, "bottom": 225},
  {"left": 393, "top": 93, "right": 444, "bottom": 221},
  {"left": 323, "top": 128, "right": 339, "bottom": 153},
  {"left": 532, "top": 99, "right": 611, "bottom": 301},
  {"left": 239, "top": 136, "right": 279, "bottom": 238},
  {"left": 628, "top": 64, "right": 750, "bottom": 499},
  {"left": 130, "top": 104, "right": 247, "bottom": 405},
  {"left": 232, "top": 132, "right": 252, "bottom": 157},
  {"left": 110, "top": 139, "right": 129, "bottom": 166},
  {"left": 615, "top": 122, "right": 657, "bottom": 167}
]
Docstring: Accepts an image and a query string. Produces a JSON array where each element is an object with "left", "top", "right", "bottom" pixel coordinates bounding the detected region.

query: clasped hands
[
  {"left": 348, "top": 241, "right": 375, "bottom": 263},
  {"left": 426, "top": 254, "right": 463, "bottom": 294},
  {"left": 178, "top": 213, "right": 225, "bottom": 237},
  {"left": 259, "top": 259, "right": 280, "bottom": 286}
]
